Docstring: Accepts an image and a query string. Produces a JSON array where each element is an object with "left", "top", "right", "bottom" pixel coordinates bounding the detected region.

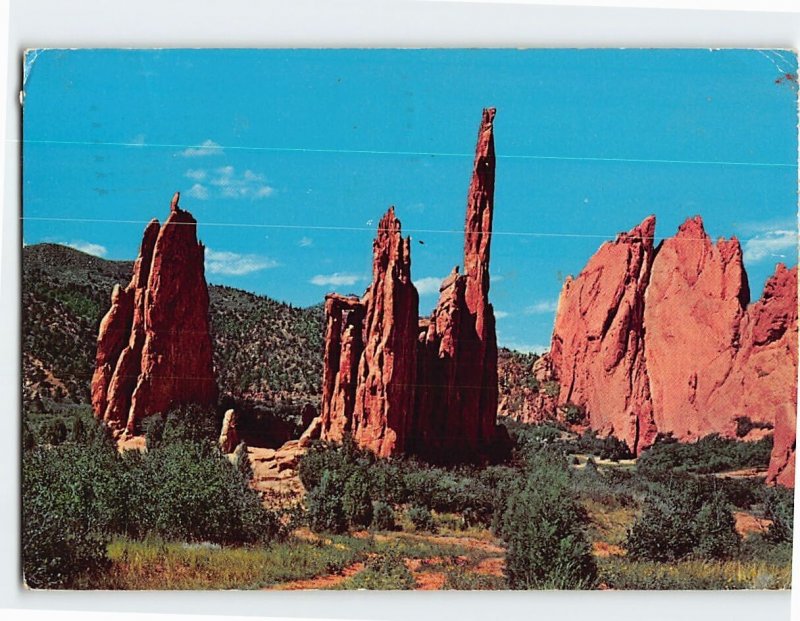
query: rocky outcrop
[
  {"left": 528, "top": 215, "right": 797, "bottom": 483},
  {"left": 91, "top": 192, "right": 218, "bottom": 435},
  {"left": 546, "top": 216, "right": 658, "bottom": 453},
  {"left": 749, "top": 265, "right": 797, "bottom": 487},
  {"left": 317, "top": 108, "right": 504, "bottom": 461}
]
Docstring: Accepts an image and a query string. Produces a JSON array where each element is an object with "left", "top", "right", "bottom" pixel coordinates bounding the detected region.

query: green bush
[
  {"left": 763, "top": 485, "right": 794, "bottom": 543},
  {"left": 371, "top": 501, "right": 396, "bottom": 530},
  {"left": 637, "top": 434, "right": 772, "bottom": 476},
  {"left": 22, "top": 433, "right": 120, "bottom": 588},
  {"left": 339, "top": 551, "right": 415, "bottom": 590},
  {"left": 692, "top": 493, "right": 741, "bottom": 560},
  {"left": 626, "top": 478, "right": 741, "bottom": 562},
  {"left": 407, "top": 505, "right": 436, "bottom": 532},
  {"left": 343, "top": 470, "right": 373, "bottom": 528},
  {"left": 307, "top": 471, "right": 348, "bottom": 534},
  {"left": 498, "top": 452, "right": 597, "bottom": 589}
]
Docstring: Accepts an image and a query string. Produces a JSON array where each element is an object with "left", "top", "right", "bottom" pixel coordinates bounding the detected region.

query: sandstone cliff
[
  {"left": 91, "top": 193, "right": 218, "bottom": 435},
  {"left": 526, "top": 215, "right": 797, "bottom": 485}
]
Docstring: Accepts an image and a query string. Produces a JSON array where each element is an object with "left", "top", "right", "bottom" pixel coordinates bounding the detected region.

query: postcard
[{"left": 20, "top": 48, "right": 797, "bottom": 590}]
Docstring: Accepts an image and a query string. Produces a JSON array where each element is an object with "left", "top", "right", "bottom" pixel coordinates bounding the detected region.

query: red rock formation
[
  {"left": 319, "top": 209, "right": 419, "bottom": 458},
  {"left": 413, "top": 108, "right": 502, "bottom": 460},
  {"left": 546, "top": 216, "right": 658, "bottom": 453},
  {"left": 91, "top": 192, "right": 218, "bottom": 435},
  {"left": 644, "top": 216, "right": 750, "bottom": 441},
  {"left": 319, "top": 294, "right": 365, "bottom": 442},
  {"left": 318, "top": 109, "right": 503, "bottom": 461},
  {"left": 528, "top": 215, "right": 797, "bottom": 472},
  {"left": 352, "top": 208, "right": 419, "bottom": 457},
  {"left": 745, "top": 265, "right": 797, "bottom": 487}
]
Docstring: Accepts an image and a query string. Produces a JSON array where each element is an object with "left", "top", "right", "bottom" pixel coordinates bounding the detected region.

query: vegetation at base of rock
[
  {"left": 407, "top": 505, "right": 436, "bottom": 533},
  {"left": 371, "top": 501, "right": 397, "bottom": 531},
  {"left": 636, "top": 433, "right": 772, "bottom": 475},
  {"left": 22, "top": 407, "right": 283, "bottom": 588}
]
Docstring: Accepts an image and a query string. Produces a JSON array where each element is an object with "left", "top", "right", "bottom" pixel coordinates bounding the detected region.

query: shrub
[
  {"left": 40, "top": 418, "right": 68, "bottom": 446},
  {"left": 498, "top": 451, "right": 597, "bottom": 589},
  {"left": 636, "top": 434, "right": 772, "bottom": 476},
  {"left": 692, "top": 493, "right": 741, "bottom": 559},
  {"left": 561, "top": 403, "right": 586, "bottom": 425},
  {"left": 626, "top": 478, "right": 740, "bottom": 562},
  {"left": 307, "top": 471, "right": 347, "bottom": 533},
  {"left": 340, "top": 551, "right": 415, "bottom": 590},
  {"left": 763, "top": 485, "right": 794, "bottom": 543},
  {"left": 124, "top": 436, "right": 282, "bottom": 544},
  {"left": 22, "top": 440, "right": 120, "bottom": 588},
  {"left": 407, "top": 505, "right": 436, "bottom": 532},
  {"left": 343, "top": 470, "right": 373, "bottom": 528},
  {"left": 233, "top": 442, "right": 253, "bottom": 482},
  {"left": 371, "top": 501, "right": 396, "bottom": 530}
]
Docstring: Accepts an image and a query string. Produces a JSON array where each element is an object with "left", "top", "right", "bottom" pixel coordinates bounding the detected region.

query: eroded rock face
[
  {"left": 529, "top": 215, "right": 797, "bottom": 483},
  {"left": 644, "top": 216, "right": 751, "bottom": 441},
  {"left": 318, "top": 108, "right": 503, "bottom": 461},
  {"left": 547, "top": 216, "right": 658, "bottom": 453},
  {"left": 91, "top": 193, "right": 218, "bottom": 435}
]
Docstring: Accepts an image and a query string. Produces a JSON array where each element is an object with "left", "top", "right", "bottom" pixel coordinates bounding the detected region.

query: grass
[
  {"left": 581, "top": 499, "right": 637, "bottom": 547},
  {"left": 598, "top": 556, "right": 792, "bottom": 590},
  {"left": 104, "top": 534, "right": 373, "bottom": 590}
]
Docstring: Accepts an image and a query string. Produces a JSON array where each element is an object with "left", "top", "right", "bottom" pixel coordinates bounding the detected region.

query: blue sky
[{"left": 22, "top": 49, "right": 798, "bottom": 353}]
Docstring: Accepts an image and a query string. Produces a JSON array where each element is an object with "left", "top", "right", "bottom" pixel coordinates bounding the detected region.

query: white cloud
[
  {"left": 524, "top": 299, "right": 559, "bottom": 315},
  {"left": 495, "top": 310, "right": 510, "bottom": 319},
  {"left": 66, "top": 240, "right": 107, "bottom": 258},
  {"left": 210, "top": 166, "right": 274, "bottom": 200},
  {"left": 187, "top": 183, "right": 209, "bottom": 200},
  {"left": 743, "top": 230, "right": 797, "bottom": 263},
  {"left": 180, "top": 139, "right": 223, "bottom": 157},
  {"left": 205, "top": 248, "right": 278, "bottom": 276},
  {"left": 414, "top": 276, "right": 445, "bottom": 296},
  {"left": 185, "top": 169, "right": 207, "bottom": 181},
  {"left": 298, "top": 237, "right": 313, "bottom": 248},
  {"left": 310, "top": 272, "right": 364, "bottom": 287}
]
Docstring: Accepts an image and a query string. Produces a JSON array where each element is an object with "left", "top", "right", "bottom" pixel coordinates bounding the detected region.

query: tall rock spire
[
  {"left": 412, "top": 108, "right": 502, "bottom": 461},
  {"left": 91, "top": 193, "right": 218, "bottom": 435},
  {"left": 316, "top": 109, "right": 504, "bottom": 462}
]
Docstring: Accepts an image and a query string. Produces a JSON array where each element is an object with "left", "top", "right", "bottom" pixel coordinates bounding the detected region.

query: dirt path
[{"left": 265, "top": 561, "right": 366, "bottom": 591}]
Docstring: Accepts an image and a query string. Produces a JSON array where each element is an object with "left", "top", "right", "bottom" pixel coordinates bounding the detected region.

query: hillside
[{"left": 22, "top": 243, "right": 325, "bottom": 409}]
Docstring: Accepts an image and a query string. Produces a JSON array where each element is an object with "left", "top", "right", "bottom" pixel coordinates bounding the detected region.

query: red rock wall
[
  {"left": 547, "top": 217, "right": 658, "bottom": 453},
  {"left": 644, "top": 217, "right": 751, "bottom": 441},
  {"left": 529, "top": 215, "right": 797, "bottom": 486},
  {"left": 91, "top": 193, "right": 218, "bottom": 435}
]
